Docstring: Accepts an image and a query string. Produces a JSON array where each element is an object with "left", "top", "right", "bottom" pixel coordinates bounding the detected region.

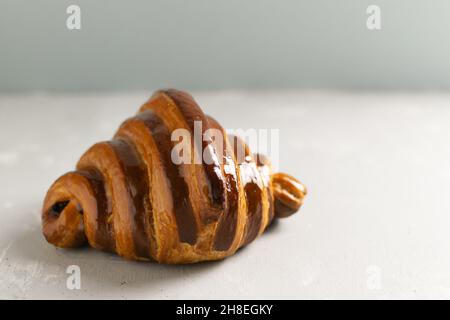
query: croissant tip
[{"left": 271, "top": 172, "right": 307, "bottom": 219}]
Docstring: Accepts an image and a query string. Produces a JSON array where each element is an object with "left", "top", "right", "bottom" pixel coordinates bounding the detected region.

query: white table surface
[{"left": 1, "top": 91, "right": 450, "bottom": 299}]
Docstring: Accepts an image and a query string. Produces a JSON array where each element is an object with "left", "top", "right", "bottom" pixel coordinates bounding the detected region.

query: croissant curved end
[
  {"left": 42, "top": 173, "right": 88, "bottom": 248},
  {"left": 271, "top": 172, "right": 307, "bottom": 218}
]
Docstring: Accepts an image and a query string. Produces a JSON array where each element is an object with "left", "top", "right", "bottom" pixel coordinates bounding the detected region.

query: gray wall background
[{"left": 1, "top": 0, "right": 450, "bottom": 92}]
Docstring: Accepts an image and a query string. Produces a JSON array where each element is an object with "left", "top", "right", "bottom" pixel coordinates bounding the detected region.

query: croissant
[{"left": 42, "top": 89, "right": 307, "bottom": 264}]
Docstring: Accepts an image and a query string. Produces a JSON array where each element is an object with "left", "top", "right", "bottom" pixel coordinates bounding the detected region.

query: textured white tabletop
[{"left": 1, "top": 91, "right": 450, "bottom": 299}]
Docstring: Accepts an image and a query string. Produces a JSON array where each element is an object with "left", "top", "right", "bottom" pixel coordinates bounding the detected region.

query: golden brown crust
[{"left": 41, "top": 89, "right": 307, "bottom": 264}]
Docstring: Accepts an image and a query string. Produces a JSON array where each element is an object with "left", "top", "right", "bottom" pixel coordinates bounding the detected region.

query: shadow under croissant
[
  {"left": 11, "top": 213, "right": 225, "bottom": 291},
  {"left": 3, "top": 203, "right": 287, "bottom": 299}
]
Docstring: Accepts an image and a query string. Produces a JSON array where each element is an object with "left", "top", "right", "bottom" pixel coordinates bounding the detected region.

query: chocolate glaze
[
  {"left": 206, "top": 117, "right": 240, "bottom": 251},
  {"left": 230, "top": 135, "right": 263, "bottom": 246},
  {"left": 136, "top": 110, "right": 198, "bottom": 245},
  {"left": 274, "top": 200, "right": 297, "bottom": 218},
  {"left": 108, "top": 139, "right": 151, "bottom": 259},
  {"left": 162, "top": 90, "right": 226, "bottom": 214},
  {"left": 243, "top": 182, "right": 263, "bottom": 244},
  {"left": 77, "top": 168, "right": 114, "bottom": 251}
]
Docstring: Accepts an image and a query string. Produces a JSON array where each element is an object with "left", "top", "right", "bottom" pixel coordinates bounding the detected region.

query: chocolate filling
[{"left": 49, "top": 200, "right": 70, "bottom": 218}]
